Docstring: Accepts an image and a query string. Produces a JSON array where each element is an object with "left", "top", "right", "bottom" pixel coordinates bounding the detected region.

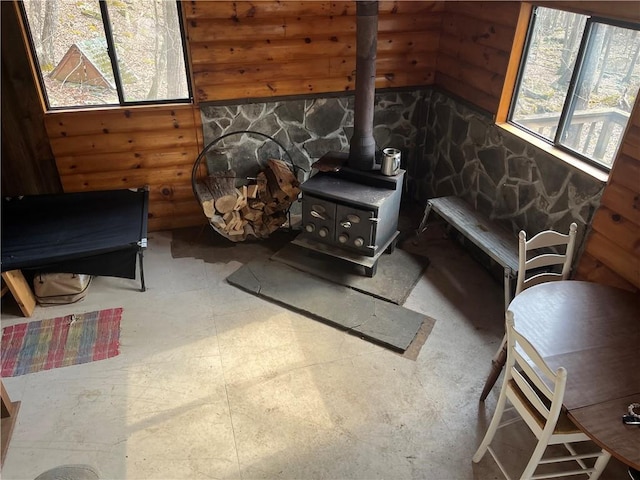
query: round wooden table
[{"left": 509, "top": 280, "right": 640, "bottom": 469}]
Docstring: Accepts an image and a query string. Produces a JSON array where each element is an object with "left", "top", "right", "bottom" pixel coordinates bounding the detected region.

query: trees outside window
[
  {"left": 21, "top": 0, "right": 191, "bottom": 109},
  {"left": 510, "top": 7, "right": 640, "bottom": 170}
]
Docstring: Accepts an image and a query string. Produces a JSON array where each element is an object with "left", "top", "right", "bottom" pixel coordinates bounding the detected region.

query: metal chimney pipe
[{"left": 348, "top": 0, "right": 378, "bottom": 171}]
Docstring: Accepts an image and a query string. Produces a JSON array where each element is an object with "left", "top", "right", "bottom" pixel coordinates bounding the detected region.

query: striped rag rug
[{"left": 1, "top": 308, "right": 122, "bottom": 377}]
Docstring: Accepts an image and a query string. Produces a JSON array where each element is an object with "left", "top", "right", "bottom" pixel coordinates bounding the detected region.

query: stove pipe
[{"left": 348, "top": 1, "right": 378, "bottom": 171}]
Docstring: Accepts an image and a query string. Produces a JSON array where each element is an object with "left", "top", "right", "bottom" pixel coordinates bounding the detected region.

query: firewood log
[
  {"left": 248, "top": 199, "right": 265, "bottom": 210},
  {"left": 210, "top": 214, "right": 226, "bottom": 230},
  {"left": 267, "top": 159, "right": 300, "bottom": 199},
  {"left": 207, "top": 170, "right": 238, "bottom": 214},
  {"left": 241, "top": 206, "right": 263, "bottom": 222},
  {"left": 194, "top": 183, "right": 215, "bottom": 219},
  {"left": 243, "top": 224, "right": 255, "bottom": 238},
  {"left": 202, "top": 162, "right": 298, "bottom": 242},
  {"left": 256, "top": 172, "right": 269, "bottom": 198},
  {"left": 214, "top": 196, "right": 236, "bottom": 214},
  {"left": 233, "top": 187, "right": 247, "bottom": 211},
  {"left": 246, "top": 184, "right": 259, "bottom": 199}
]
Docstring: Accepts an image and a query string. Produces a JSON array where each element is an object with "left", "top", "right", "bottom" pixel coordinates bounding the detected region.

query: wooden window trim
[
  {"left": 12, "top": 1, "right": 48, "bottom": 112},
  {"left": 496, "top": 2, "right": 532, "bottom": 124},
  {"left": 496, "top": 2, "right": 609, "bottom": 184}
]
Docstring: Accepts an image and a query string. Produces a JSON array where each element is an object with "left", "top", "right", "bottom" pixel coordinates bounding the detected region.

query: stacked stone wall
[
  {"left": 200, "top": 90, "right": 429, "bottom": 185},
  {"left": 200, "top": 88, "right": 606, "bottom": 254},
  {"left": 416, "top": 90, "right": 606, "bottom": 251}
]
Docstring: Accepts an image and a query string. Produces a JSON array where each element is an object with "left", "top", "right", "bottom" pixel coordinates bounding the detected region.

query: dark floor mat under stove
[
  {"left": 226, "top": 259, "right": 433, "bottom": 352},
  {"left": 271, "top": 242, "right": 429, "bottom": 305}
]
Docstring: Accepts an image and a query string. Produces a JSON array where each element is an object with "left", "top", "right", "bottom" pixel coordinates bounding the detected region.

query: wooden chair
[
  {"left": 514, "top": 222, "right": 578, "bottom": 297},
  {"left": 473, "top": 311, "right": 611, "bottom": 479},
  {"left": 479, "top": 223, "right": 577, "bottom": 401}
]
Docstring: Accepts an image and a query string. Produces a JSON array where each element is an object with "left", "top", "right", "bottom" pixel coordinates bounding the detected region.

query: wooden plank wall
[
  {"left": 183, "top": 1, "right": 443, "bottom": 102},
  {"left": 435, "top": 1, "right": 521, "bottom": 114},
  {"left": 1, "top": 2, "right": 61, "bottom": 196},
  {"left": 37, "top": 1, "right": 444, "bottom": 233},
  {"left": 526, "top": 2, "right": 640, "bottom": 291},
  {"left": 13, "top": 0, "right": 640, "bottom": 283},
  {"left": 576, "top": 101, "right": 640, "bottom": 291},
  {"left": 44, "top": 106, "right": 204, "bottom": 232},
  {"left": 434, "top": 1, "right": 639, "bottom": 292}
]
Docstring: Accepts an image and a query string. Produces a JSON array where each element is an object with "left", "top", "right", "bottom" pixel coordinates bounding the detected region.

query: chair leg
[
  {"left": 590, "top": 451, "right": 611, "bottom": 480},
  {"left": 473, "top": 381, "right": 509, "bottom": 463},
  {"left": 520, "top": 439, "right": 549, "bottom": 480},
  {"left": 138, "top": 249, "right": 146, "bottom": 292},
  {"left": 480, "top": 334, "right": 507, "bottom": 401}
]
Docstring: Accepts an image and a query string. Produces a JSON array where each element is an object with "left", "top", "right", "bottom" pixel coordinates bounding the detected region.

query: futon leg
[{"left": 138, "top": 250, "right": 146, "bottom": 292}]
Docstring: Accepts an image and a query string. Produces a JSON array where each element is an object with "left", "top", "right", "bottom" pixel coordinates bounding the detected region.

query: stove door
[
  {"left": 301, "top": 195, "right": 337, "bottom": 243},
  {"left": 335, "top": 204, "right": 376, "bottom": 256}
]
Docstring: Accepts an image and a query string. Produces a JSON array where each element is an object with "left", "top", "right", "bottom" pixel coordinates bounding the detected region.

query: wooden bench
[{"left": 415, "top": 196, "right": 519, "bottom": 310}]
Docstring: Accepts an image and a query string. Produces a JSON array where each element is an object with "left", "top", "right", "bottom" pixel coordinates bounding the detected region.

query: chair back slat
[
  {"left": 473, "top": 309, "right": 612, "bottom": 479},
  {"left": 522, "top": 272, "right": 564, "bottom": 290},
  {"left": 510, "top": 368, "right": 552, "bottom": 420},
  {"left": 525, "top": 253, "right": 567, "bottom": 270},
  {"left": 525, "top": 230, "right": 571, "bottom": 250},
  {"left": 505, "top": 312, "right": 566, "bottom": 423},
  {"left": 515, "top": 223, "right": 577, "bottom": 296}
]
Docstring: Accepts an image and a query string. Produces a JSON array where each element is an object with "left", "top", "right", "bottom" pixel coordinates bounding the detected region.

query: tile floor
[{"left": 1, "top": 212, "right": 629, "bottom": 479}]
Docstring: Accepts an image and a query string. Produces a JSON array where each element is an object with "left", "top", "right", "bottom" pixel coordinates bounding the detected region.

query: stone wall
[
  {"left": 199, "top": 90, "right": 429, "bottom": 184},
  {"left": 414, "top": 89, "right": 607, "bottom": 251},
  {"left": 199, "top": 88, "right": 606, "bottom": 255}
]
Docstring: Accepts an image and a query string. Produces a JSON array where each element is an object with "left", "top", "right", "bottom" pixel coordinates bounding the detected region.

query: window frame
[
  {"left": 18, "top": 0, "right": 193, "bottom": 111},
  {"left": 507, "top": 5, "right": 640, "bottom": 172}
]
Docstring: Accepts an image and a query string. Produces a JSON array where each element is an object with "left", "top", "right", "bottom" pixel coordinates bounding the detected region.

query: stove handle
[
  {"left": 310, "top": 210, "right": 326, "bottom": 220},
  {"left": 369, "top": 217, "right": 380, "bottom": 223}
]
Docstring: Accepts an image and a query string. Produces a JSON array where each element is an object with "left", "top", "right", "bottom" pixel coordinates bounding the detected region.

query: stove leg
[
  {"left": 365, "top": 262, "right": 378, "bottom": 277},
  {"left": 385, "top": 237, "right": 398, "bottom": 254}
]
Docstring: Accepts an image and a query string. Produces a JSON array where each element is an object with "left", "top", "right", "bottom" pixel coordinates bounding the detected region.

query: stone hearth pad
[
  {"left": 226, "top": 259, "right": 432, "bottom": 352},
  {"left": 271, "top": 242, "right": 429, "bottom": 305}
]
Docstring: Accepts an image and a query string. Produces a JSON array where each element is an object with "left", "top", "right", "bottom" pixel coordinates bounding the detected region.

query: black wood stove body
[
  {"left": 292, "top": 2, "right": 404, "bottom": 277},
  {"left": 293, "top": 152, "right": 405, "bottom": 277}
]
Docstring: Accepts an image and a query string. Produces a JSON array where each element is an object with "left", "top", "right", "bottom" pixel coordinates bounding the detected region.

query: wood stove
[
  {"left": 294, "top": 1, "right": 404, "bottom": 277},
  {"left": 294, "top": 152, "right": 404, "bottom": 277}
]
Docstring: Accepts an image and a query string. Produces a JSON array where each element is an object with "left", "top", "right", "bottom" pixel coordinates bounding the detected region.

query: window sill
[{"left": 496, "top": 122, "right": 610, "bottom": 184}]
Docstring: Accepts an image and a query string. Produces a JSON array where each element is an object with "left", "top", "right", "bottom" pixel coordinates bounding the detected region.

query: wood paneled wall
[
  {"left": 435, "top": 1, "right": 640, "bottom": 116},
  {"left": 28, "top": 0, "right": 444, "bottom": 233},
  {"left": 576, "top": 102, "right": 640, "bottom": 291},
  {"left": 7, "top": 0, "right": 640, "bottom": 280},
  {"left": 433, "top": 1, "right": 639, "bottom": 292},
  {"left": 44, "top": 106, "right": 204, "bottom": 232},
  {"left": 183, "top": 1, "right": 443, "bottom": 102},
  {"left": 1, "top": 2, "right": 61, "bottom": 196},
  {"left": 435, "top": 1, "right": 521, "bottom": 114}
]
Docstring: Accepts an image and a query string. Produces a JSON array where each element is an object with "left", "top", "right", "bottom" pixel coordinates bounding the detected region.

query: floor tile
[{"left": 1, "top": 221, "right": 630, "bottom": 480}]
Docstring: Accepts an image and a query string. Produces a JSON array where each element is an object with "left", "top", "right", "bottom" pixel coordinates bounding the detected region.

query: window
[
  {"left": 510, "top": 7, "right": 640, "bottom": 170},
  {"left": 20, "top": 0, "right": 191, "bottom": 109}
]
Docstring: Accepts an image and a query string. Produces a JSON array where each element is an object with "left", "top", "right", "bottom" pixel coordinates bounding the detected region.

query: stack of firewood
[{"left": 194, "top": 159, "right": 300, "bottom": 241}]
